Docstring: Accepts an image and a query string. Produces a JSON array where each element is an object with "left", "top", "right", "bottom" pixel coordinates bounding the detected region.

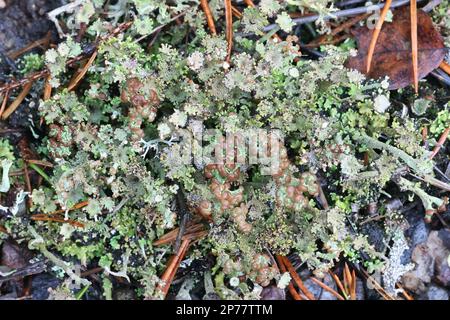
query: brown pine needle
[
  {"left": 31, "top": 214, "right": 85, "bottom": 228},
  {"left": 243, "top": 0, "right": 256, "bottom": 6},
  {"left": 329, "top": 271, "right": 347, "bottom": 299},
  {"left": 396, "top": 283, "right": 414, "bottom": 300},
  {"left": 310, "top": 277, "right": 345, "bottom": 300},
  {"left": 7, "top": 32, "right": 52, "bottom": 60},
  {"left": 429, "top": 126, "right": 450, "bottom": 159},
  {"left": 153, "top": 222, "right": 205, "bottom": 246},
  {"left": 275, "top": 255, "right": 303, "bottom": 300},
  {"left": 26, "top": 159, "right": 54, "bottom": 168},
  {"left": 0, "top": 90, "right": 9, "bottom": 119},
  {"left": 366, "top": 0, "right": 392, "bottom": 73},
  {"left": 224, "top": 0, "right": 233, "bottom": 63},
  {"left": 157, "top": 239, "right": 191, "bottom": 298},
  {"left": 67, "top": 50, "right": 98, "bottom": 91},
  {"left": 231, "top": 5, "right": 242, "bottom": 18},
  {"left": 0, "top": 224, "right": 8, "bottom": 234},
  {"left": 43, "top": 75, "right": 52, "bottom": 101},
  {"left": 440, "top": 61, "right": 450, "bottom": 75},
  {"left": 350, "top": 269, "right": 357, "bottom": 300},
  {"left": 200, "top": 0, "right": 217, "bottom": 35},
  {"left": 344, "top": 263, "right": 352, "bottom": 294},
  {"left": 281, "top": 256, "right": 316, "bottom": 300},
  {"left": 1, "top": 81, "right": 34, "bottom": 120},
  {"left": 23, "top": 163, "right": 33, "bottom": 208},
  {"left": 46, "top": 201, "right": 89, "bottom": 216},
  {"left": 411, "top": 0, "right": 418, "bottom": 93},
  {"left": 309, "top": 13, "right": 369, "bottom": 47},
  {"left": 360, "top": 269, "right": 395, "bottom": 300}
]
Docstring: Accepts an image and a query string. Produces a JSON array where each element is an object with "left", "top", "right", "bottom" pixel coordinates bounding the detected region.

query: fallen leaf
[{"left": 346, "top": 7, "right": 446, "bottom": 90}]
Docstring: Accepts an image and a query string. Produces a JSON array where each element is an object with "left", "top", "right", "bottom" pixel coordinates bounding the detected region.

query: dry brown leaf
[{"left": 346, "top": 7, "right": 446, "bottom": 90}]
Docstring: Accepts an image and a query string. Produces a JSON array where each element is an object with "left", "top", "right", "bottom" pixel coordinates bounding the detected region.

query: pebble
[{"left": 427, "top": 285, "right": 449, "bottom": 300}]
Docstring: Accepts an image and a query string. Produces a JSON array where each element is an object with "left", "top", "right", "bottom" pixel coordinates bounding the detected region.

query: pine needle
[
  {"left": 366, "top": 0, "right": 392, "bottom": 73},
  {"left": 411, "top": 0, "right": 419, "bottom": 93},
  {"left": 275, "top": 255, "right": 303, "bottom": 300},
  {"left": 310, "top": 277, "right": 345, "bottom": 300},
  {"left": 67, "top": 50, "right": 98, "bottom": 91},
  {"left": 440, "top": 61, "right": 450, "bottom": 75},
  {"left": 1, "top": 81, "right": 34, "bottom": 120},
  {"left": 200, "top": 0, "right": 217, "bottom": 35},
  {"left": 31, "top": 214, "right": 85, "bottom": 228},
  {"left": 281, "top": 256, "right": 316, "bottom": 300},
  {"left": 429, "top": 126, "right": 450, "bottom": 159},
  {"left": 224, "top": 0, "right": 233, "bottom": 63},
  {"left": 0, "top": 90, "right": 9, "bottom": 119}
]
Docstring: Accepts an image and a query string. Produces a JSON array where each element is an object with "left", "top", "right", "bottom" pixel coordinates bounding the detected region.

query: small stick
[
  {"left": 225, "top": 0, "right": 233, "bottom": 63},
  {"left": 1, "top": 81, "right": 34, "bottom": 120},
  {"left": 275, "top": 255, "right": 303, "bottom": 300},
  {"left": 411, "top": 0, "right": 419, "bottom": 93},
  {"left": 366, "top": 0, "right": 392, "bottom": 73},
  {"left": 0, "top": 262, "right": 46, "bottom": 283},
  {"left": 200, "top": 0, "right": 217, "bottom": 35},
  {"left": 429, "top": 126, "right": 450, "bottom": 159}
]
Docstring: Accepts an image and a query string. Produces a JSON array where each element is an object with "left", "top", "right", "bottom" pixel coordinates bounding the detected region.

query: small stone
[
  {"left": 426, "top": 285, "right": 449, "bottom": 300},
  {"left": 260, "top": 285, "right": 285, "bottom": 300}
]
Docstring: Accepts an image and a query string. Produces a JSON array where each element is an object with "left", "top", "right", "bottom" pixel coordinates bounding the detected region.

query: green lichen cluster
[{"left": 1, "top": 0, "right": 449, "bottom": 300}]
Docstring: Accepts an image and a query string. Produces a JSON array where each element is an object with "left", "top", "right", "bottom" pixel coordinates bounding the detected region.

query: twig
[
  {"left": 1, "top": 81, "right": 34, "bottom": 120},
  {"left": 411, "top": 0, "right": 419, "bottom": 93},
  {"left": 0, "top": 262, "right": 46, "bottom": 283},
  {"left": 366, "top": 0, "right": 392, "bottom": 73},
  {"left": 200, "top": 0, "right": 217, "bottom": 35}
]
